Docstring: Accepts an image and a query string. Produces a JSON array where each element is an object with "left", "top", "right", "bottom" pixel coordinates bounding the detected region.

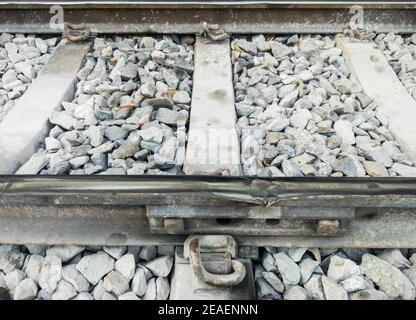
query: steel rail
[
  {"left": 1, "top": 1, "right": 416, "bottom": 33},
  {"left": 1, "top": 176, "right": 416, "bottom": 207}
]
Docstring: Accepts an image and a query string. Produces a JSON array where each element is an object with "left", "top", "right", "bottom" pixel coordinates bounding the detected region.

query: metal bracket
[
  {"left": 198, "top": 21, "right": 229, "bottom": 41},
  {"left": 170, "top": 235, "right": 255, "bottom": 299},
  {"left": 63, "top": 22, "right": 91, "bottom": 42},
  {"left": 185, "top": 236, "right": 246, "bottom": 287}
]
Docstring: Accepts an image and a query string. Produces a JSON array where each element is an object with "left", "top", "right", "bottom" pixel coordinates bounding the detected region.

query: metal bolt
[
  {"left": 316, "top": 220, "right": 339, "bottom": 235},
  {"left": 164, "top": 218, "right": 185, "bottom": 234}
]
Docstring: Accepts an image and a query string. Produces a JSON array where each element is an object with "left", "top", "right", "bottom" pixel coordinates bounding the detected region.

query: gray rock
[
  {"left": 273, "top": 252, "right": 301, "bottom": 285},
  {"left": 281, "top": 160, "right": 303, "bottom": 177},
  {"left": 141, "top": 82, "right": 157, "bottom": 98},
  {"left": 361, "top": 254, "right": 415, "bottom": 300},
  {"left": 156, "top": 277, "right": 170, "bottom": 300},
  {"left": 5, "top": 270, "right": 26, "bottom": 290},
  {"left": 115, "top": 254, "right": 135, "bottom": 280},
  {"left": 256, "top": 277, "right": 282, "bottom": 300},
  {"left": 49, "top": 111, "right": 75, "bottom": 130},
  {"left": 24, "top": 254, "right": 44, "bottom": 285},
  {"left": 288, "top": 248, "right": 308, "bottom": 263},
  {"left": 350, "top": 289, "right": 388, "bottom": 300},
  {"left": 321, "top": 275, "right": 348, "bottom": 300},
  {"left": 156, "top": 108, "right": 178, "bottom": 126},
  {"left": 403, "top": 266, "right": 416, "bottom": 288},
  {"left": 334, "top": 120, "right": 355, "bottom": 145},
  {"left": 261, "top": 251, "right": 278, "bottom": 272},
  {"left": 85, "top": 126, "right": 104, "bottom": 147},
  {"left": 25, "top": 245, "right": 48, "bottom": 256},
  {"left": 283, "top": 286, "right": 312, "bottom": 300},
  {"left": 266, "top": 114, "right": 289, "bottom": 132},
  {"left": 13, "top": 278, "right": 38, "bottom": 300},
  {"left": 103, "top": 246, "right": 127, "bottom": 260},
  {"left": 327, "top": 255, "right": 361, "bottom": 282},
  {"left": 299, "top": 258, "right": 320, "bottom": 284},
  {"left": 0, "top": 250, "right": 25, "bottom": 273},
  {"left": 143, "top": 278, "right": 157, "bottom": 300},
  {"left": 139, "top": 246, "right": 157, "bottom": 262},
  {"left": 51, "top": 279, "right": 77, "bottom": 300},
  {"left": 291, "top": 106, "right": 313, "bottom": 129},
  {"left": 46, "top": 245, "right": 84, "bottom": 263},
  {"left": 392, "top": 163, "right": 416, "bottom": 177},
  {"left": 119, "top": 291, "right": 140, "bottom": 300},
  {"left": 173, "top": 91, "right": 191, "bottom": 104},
  {"left": 101, "top": 292, "right": 117, "bottom": 300},
  {"left": 112, "top": 139, "right": 140, "bottom": 159},
  {"left": 62, "top": 264, "right": 90, "bottom": 292},
  {"left": 331, "top": 155, "right": 366, "bottom": 177},
  {"left": 104, "top": 126, "right": 129, "bottom": 141},
  {"left": 72, "top": 292, "right": 94, "bottom": 300},
  {"left": 363, "top": 161, "right": 389, "bottom": 177},
  {"left": 39, "top": 255, "right": 62, "bottom": 294},
  {"left": 76, "top": 252, "right": 115, "bottom": 285},
  {"left": 304, "top": 274, "right": 325, "bottom": 300},
  {"left": 102, "top": 270, "right": 130, "bottom": 296},
  {"left": 131, "top": 268, "right": 147, "bottom": 297},
  {"left": 144, "top": 256, "right": 173, "bottom": 277},
  {"left": 340, "top": 275, "right": 368, "bottom": 293},
  {"left": 263, "top": 271, "right": 285, "bottom": 293},
  {"left": 235, "top": 39, "right": 258, "bottom": 55},
  {"left": 377, "top": 249, "right": 411, "bottom": 269},
  {"left": 37, "top": 289, "right": 51, "bottom": 300}
]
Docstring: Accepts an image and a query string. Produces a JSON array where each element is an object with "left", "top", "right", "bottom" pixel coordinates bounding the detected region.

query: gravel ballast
[
  {"left": 376, "top": 32, "right": 416, "bottom": 101},
  {"left": 0, "top": 33, "right": 58, "bottom": 123},
  {"left": 2, "top": 244, "right": 416, "bottom": 300},
  {"left": 232, "top": 34, "right": 416, "bottom": 177},
  {"left": 256, "top": 247, "right": 416, "bottom": 300},
  {"left": 16, "top": 35, "right": 194, "bottom": 175},
  {"left": 0, "top": 244, "right": 174, "bottom": 300}
]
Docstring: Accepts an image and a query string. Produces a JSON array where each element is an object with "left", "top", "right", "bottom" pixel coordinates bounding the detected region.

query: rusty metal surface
[
  {"left": 147, "top": 205, "right": 355, "bottom": 219},
  {"left": 188, "top": 237, "right": 246, "bottom": 287},
  {"left": 0, "top": 206, "right": 415, "bottom": 248},
  {"left": 0, "top": 3, "right": 416, "bottom": 34},
  {"left": 2, "top": 176, "right": 416, "bottom": 208}
]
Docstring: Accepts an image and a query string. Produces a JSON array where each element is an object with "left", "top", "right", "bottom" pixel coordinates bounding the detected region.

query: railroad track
[{"left": 1, "top": 0, "right": 416, "bottom": 300}]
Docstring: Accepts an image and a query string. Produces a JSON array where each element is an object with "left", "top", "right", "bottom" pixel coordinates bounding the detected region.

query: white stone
[
  {"left": 46, "top": 245, "right": 84, "bottom": 263},
  {"left": 156, "top": 277, "right": 170, "bottom": 300},
  {"left": 51, "top": 279, "right": 77, "bottom": 300},
  {"left": 115, "top": 254, "right": 136, "bottom": 280},
  {"left": 283, "top": 286, "right": 312, "bottom": 300},
  {"left": 144, "top": 256, "right": 174, "bottom": 277},
  {"left": 321, "top": 275, "right": 348, "bottom": 300},
  {"left": 5, "top": 269, "right": 26, "bottom": 290},
  {"left": 39, "top": 255, "right": 62, "bottom": 294},
  {"left": 13, "top": 278, "right": 38, "bottom": 300},
  {"left": 76, "top": 252, "right": 114, "bottom": 285},
  {"left": 143, "top": 278, "right": 156, "bottom": 300},
  {"left": 62, "top": 264, "right": 90, "bottom": 292},
  {"left": 103, "top": 246, "right": 127, "bottom": 260},
  {"left": 273, "top": 252, "right": 301, "bottom": 285},
  {"left": 72, "top": 292, "right": 94, "bottom": 300},
  {"left": 327, "top": 255, "right": 361, "bottom": 282},
  {"left": 102, "top": 270, "right": 130, "bottom": 296},
  {"left": 334, "top": 120, "right": 355, "bottom": 145},
  {"left": 361, "top": 254, "right": 415, "bottom": 300},
  {"left": 131, "top": 268, "right": 148, "bottom": 297},
  {"left": 119, "top": 291, "right": 140, "bottom": 300}
]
